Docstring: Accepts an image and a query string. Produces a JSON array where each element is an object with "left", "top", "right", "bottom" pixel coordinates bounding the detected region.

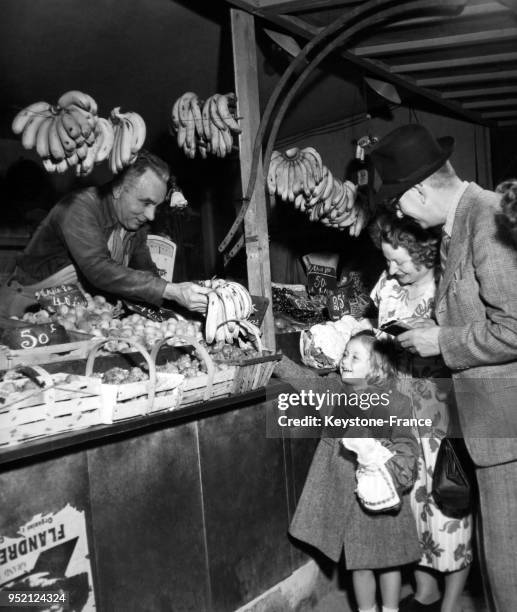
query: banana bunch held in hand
[
  {"left": 267, "top": 146, "right": 369, "bottom": 237},
  {"left": 201, "top": 279, "right": 258, "bottom": 344},
  {"left": 171, "top": 92, "right": 241, "bottom": 159},
  {"left": 11, "top": 90, "right": 113, "bottom": 176},
  {"left": 108, "top": 107, "right": 147, "bottom": 174}
]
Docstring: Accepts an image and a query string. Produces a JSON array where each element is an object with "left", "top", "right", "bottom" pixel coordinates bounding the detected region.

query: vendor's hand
[
  {"left": 398, "top": 326, "right": 441, "bottom": 357},
  {"left": 399, "top": 317, "right": 437, "bottom": 329},
  {"left": 164, "top": 282, "right": 210, "bottom": 313}
]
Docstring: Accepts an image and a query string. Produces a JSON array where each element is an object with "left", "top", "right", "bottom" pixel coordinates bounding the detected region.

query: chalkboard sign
[
  {"left": 36, "top": 284, "right": 87, "bottom": 312},
  {"left": 326, "top": 287, "right": 352, "bottom": 321},
  {"left": 1, "top": 322, "right": 69, "bottom": 350},
  {"left": 307, "top": 264, "right": 337, "bottom": 296},
  {"left": 249, "top": 295, "right": 269, "bottom": 327}
]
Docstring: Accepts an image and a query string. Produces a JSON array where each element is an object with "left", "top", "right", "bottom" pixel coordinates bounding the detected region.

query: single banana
[
  {"left": 119, "top": 118, "right": 133, "bottom": 167},
  {"left": 60, "top": 109, "right": 82, "bottom": 140},
  {"left": 55, "top": 113, "right": 77, "bottom": 155},
  {"left": 35, "top": 116, "right": 54, "bottom": 158},
  {"left": 215, "top": 93, "right": 241, "bottom": 133},
  {"left": 42, "top": 158, "right": 57, "bottom": 173},
  {"left": 94, "top": 118, "right": 115, "bottom": 162},
  {"left": 178, "top": 92, "right": 197, "bottom": 127},
  {"left": 201, "top": 99, "right": 212, "bottom": 142},
  {"left": 189, "top": 96, "right": 204, "bottom": 140},
  {"left": 12, "top": 102, "right": 52, "bottom": 135},
  {"left": 322, "top": 169, "right": 334, "bottom": 202},
  {"left": 55, "top": 159, "right": 69, "bottom": 174},
  {"left": 65, "top": 151, "right": 79, "bottom": 168},
  {"left": 68, "top": 105, "right": 94, "bottom": 138},
  {"left": 209, "top": 96, "right": 227, "bottom": 131},
  {"left": 185, "top": 108, "right": 196, "bottom": 155},
  {"left": 47, "top": 117, "right": 66, "bottom": 161},
  {"left": 344, "top": 181, "right": 358, "bottom": 211},
  {"left": 21, "top": 111, "right": 52, "bottom": 150},
  {"left": 205, "top": 291, "right": 219, "bottom": 343},
  {"left": 124, "top": 112, "right": 146, "bottom": 154},
  {"left": 171, "top": 97, "right": 181, "bottom": 131},
  {"left": 294, "top": 193, "right": 306, "bottom": 210},
  {"left": 75, "top": 143, "right": 89, "bottom": 162},
  {"left": 58, "top": 90, "right": 98, "bottom": 115},
  {"left": 177, "top": 123, "right": 187, "bottom": 149},
  {"left": 220, "top": 127, "right": 233, "bottom": 157}
]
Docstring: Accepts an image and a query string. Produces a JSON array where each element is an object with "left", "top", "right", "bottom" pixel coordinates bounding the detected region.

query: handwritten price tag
[
  {"left": 249, "top": 295, "right": 269, "bottom": 327},
  {"left": 36, "top": 284, "right": 87, "bottom": 312},
  {"left": 326, "top": 287, "right": 352, "bottom": 321},
  {"left": 307, "top": 264, "right": 337, "bottom": 296},
  {"left": 1, "top": 322, "right": 69, "bottom": 350}
]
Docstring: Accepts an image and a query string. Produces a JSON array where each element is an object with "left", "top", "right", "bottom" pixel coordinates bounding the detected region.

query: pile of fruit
[
  {"left": 171, "top": 92, "right": 241, "bottom": 159},
  {"left": 156, "top": 354, "right": 208, "bottom": 378},
  {"left": 12, "top": 90, "right": 146, "bottom": 176},
  {"left": 91, "top": 366, "right": 148, "bottom": 385},
  {"left": 208, "top": 343, "right": 261, "bottom": 362},
  {"left": 267, "top": 147, "right": 369, "bottom": 236}
]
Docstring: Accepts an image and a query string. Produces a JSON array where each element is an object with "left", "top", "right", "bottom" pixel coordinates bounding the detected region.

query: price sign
[
  {"left": 326, "top": 287, "right": 352, "bottom": 321},
  {"left": 1, "top": 322, "right": 69, "bottom": 350},
  {"left": 307, "top": 264, "right": 337, "bottom": 296},
  {"left": 249, "top": 295, "right": 269, "bottom": 327},
  {"left": 36, "top": 284, "right": 87, "bottom": 312}
]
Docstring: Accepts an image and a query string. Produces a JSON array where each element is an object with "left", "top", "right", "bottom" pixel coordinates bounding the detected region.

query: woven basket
[
  {"left": 85, "top": 338, "right": 184, "bottom": 422},
  {"left": 151, "top": 335, "right": 237, "bottom": 408},
  {"left": 213, "top": 326, "right": 281, "bottom": 394},
  {"left": 0, "top": 365, "right": 105, "bottom": 446}
]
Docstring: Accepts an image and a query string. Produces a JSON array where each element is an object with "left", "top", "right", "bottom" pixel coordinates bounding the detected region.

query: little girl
[{"left": 276, "top": 331, "right": 421, "bottom": 612}]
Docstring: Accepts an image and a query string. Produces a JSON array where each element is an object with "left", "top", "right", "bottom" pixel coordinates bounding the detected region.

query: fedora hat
[{"left": 370, "top": 124, "right": 454, "bottom": 204}]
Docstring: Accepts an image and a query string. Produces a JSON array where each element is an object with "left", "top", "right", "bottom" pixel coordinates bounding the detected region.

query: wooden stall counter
[{"left": 0, "top": 378, "right": 317, "bottom": 612}]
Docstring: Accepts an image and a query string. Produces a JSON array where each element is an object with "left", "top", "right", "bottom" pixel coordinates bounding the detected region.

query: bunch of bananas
[
  {"left": 108, "top": 107, "right": 147, "bottom": 174},
  {"left": 171, "top": 92, "right": 241, "bottom": 159},
  {"left": 11, "top": 90, "right": 108, "bottom": 175},
  {"left": 267, "top": 147, "right": 369, "bottom": 236},
  {"left": 203, "top": 279, "right": 255, "bottom": 344}
]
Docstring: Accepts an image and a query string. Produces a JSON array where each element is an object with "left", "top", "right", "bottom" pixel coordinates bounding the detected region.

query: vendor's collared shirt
[{"left": 15, "top": 186, "right": 166, "bottom": 305}]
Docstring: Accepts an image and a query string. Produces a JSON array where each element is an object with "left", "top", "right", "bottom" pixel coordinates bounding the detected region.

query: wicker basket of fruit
[
  {"left": 85, "top": 338, "right": 184, "bottom": 422},
  {"left": 0, "top": 366, "right": 106, "bottom": 447},
  {"left": 211, "top": 322, "right": 282, "bottom": 394},
  {"left": 150, "top": 335, "right": 237, "bottom": 407}
]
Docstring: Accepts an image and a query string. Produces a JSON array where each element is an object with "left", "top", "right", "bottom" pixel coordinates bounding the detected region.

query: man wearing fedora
[{"left": 370, "top": 124, "right": 517, "bottom": 612}]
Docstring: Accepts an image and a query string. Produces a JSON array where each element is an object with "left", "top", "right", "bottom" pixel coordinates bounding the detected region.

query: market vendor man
[{"left": 0, "top": 150, "right": 209, "bottom": 316}]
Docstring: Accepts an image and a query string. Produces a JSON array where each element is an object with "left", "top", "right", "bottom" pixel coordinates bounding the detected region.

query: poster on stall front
[{"left": 0, "top": 504, "right": 95, "bottom": 611}]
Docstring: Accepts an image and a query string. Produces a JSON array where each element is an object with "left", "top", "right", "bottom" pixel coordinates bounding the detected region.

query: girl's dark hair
[
  {"left": 348, "top": 330, "right": 398, "bottom": 387},
  {"left": 370, "top": 213, "right": 440, "bottom": 270}
]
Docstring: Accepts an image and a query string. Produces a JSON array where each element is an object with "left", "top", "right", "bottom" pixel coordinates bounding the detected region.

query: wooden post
[{"left": 230, "top": 8, "right": 276, "bottom": 350}]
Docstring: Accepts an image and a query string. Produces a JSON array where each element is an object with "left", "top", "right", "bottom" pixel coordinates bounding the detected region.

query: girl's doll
[{"left": 276, "top": 331, "right": 421, "bottom": 612}]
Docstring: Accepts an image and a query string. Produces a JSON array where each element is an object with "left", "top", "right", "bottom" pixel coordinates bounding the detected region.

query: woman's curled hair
[{"left": 370, "top": 213, "right": 440, "bottom": 270}]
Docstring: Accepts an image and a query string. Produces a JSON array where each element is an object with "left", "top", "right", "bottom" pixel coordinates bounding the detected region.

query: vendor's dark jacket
[{"left": 15, "top": 186, "right": 167, "bottom": 305}]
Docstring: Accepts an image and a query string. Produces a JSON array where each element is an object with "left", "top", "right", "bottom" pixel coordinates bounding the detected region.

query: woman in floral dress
[{"left": 370, "top": 215, "right": 472, "bottom": 612}]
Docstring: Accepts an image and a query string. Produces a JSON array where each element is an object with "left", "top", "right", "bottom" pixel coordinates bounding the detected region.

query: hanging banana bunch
[
  {"left": 108, "top": 107, "right": 147, "bottom": 174},
  {"left": 202, "top": 279, "right": 256, "bottom": 344},
  {"left": 11, "top": 90, "right": 107, "bottom": 175},
  {"left": 267, "top": 146, "right": 370, "bottom": 236},
  {"left": 171, "top": 92, "right": 241, "bottom": 159}
]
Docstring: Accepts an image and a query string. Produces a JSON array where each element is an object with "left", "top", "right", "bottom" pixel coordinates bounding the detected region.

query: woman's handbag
[{"left": 432, "top": 436, "right": 476, "bottom": 518}]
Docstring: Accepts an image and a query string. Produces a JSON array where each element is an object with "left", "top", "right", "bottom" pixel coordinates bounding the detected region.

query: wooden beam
[
  {"left": 383, "top": 1, "right": 509, "bottom": 28},
  {"left": 497, "top": 120, "right": 517, "bottom": 126},
  {"left": 391, "top": 51, "right": 517, "bottom": 73},
  {"left": 417, "top": 69, "right": 517, "bottom": 87},
  {"left": 259, "top": 0, "right": 361, "bottom": 13},
  {"left": 353, "top": 28, "right": 517, "bottom": 56},
  {"left": 230, "top": 9, "right": 276, "bottom": 351},
  {"left": 442, "top": 85, "right": 517, "bottom": 98},
  {"left": 483, "top": 109, "right": 517, "bottom": 118},
  {"left": 241, "top": 11, "right": 492, "bottom": 125},
  {"left": 463, "top": 98, "right": 517, "bottom": 109}
]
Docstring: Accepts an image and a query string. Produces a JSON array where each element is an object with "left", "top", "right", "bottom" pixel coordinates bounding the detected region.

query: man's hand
[
  {"left": 164, "top": 282, "right": 210, "bottom": 313},
  {"left": 398, "top": 326, "right": 441, "bottom": 357}
]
